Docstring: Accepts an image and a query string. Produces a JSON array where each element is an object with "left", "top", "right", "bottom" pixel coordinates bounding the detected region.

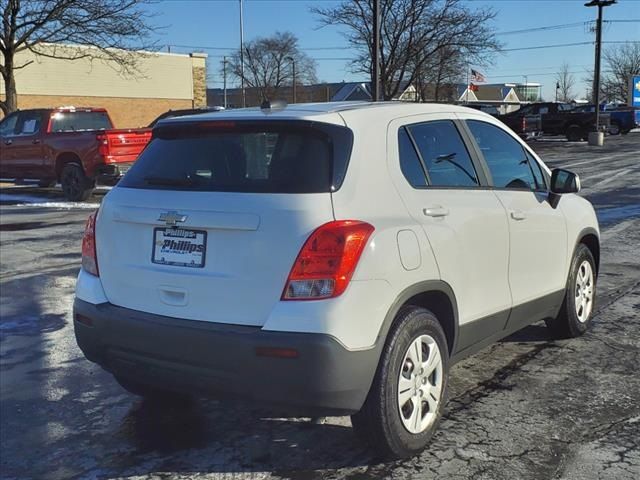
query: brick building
[{"left": 1, "top": 44, "right": 207, "bottom": 128}]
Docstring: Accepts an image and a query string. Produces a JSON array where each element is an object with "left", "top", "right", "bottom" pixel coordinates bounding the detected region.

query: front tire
[
  {"left": 60, "top": 163, "right": 93, "bottom": 201},
  {"left": 351, "top": 307, "right": 449, "bottom": 459},
  {"left": 546, "top": 244, "right": 596, "bottom": 338}
]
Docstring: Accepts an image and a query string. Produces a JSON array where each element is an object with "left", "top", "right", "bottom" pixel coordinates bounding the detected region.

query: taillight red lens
[
  {"left": 96, "top": 134, "right": 109, "bottom": 158},
  {"left": 282, "top": 220, "right": 374, "bottom": 301},
  {"left": 82, "top": 210, "right": 99, "bottom": 276}
]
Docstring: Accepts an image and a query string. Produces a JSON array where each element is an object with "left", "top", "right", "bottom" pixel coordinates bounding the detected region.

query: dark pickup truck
[
  {"left": 572, "top": 104, "right": 636, "bottom": 135},
  {"left": 0, "top": 107, "right": 151, "bottom": 200},
  {"left": 498, "top": 102, "right": 610, "bottom": 142}
]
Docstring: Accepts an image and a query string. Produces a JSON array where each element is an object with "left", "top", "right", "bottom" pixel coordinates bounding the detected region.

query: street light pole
[
  {"left": 585, "top": 0, "right": 616, "bottom": 145},
  {"left": 372, "top": 0, "right": 381, "bottom": 102},
  {"left": 239, "top": 0, "right": 246, "bottom": 108}
]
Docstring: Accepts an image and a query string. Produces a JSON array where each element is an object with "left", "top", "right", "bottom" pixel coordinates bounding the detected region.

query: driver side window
[
  {"left": 0, "top": 113, "right": 19, "bottom": 137},
  {"left": 466, "top": 120, "right": 537, "bottom": 190}
]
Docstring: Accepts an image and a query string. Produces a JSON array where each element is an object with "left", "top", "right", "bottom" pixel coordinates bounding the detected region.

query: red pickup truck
[{"left": 0, "top": 107, "right": 151, "bottom": 200}]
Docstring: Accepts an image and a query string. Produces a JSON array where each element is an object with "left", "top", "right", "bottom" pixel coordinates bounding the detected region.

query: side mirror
[{"left": 550, "top": 168, "right": 581, "bottom": 194}]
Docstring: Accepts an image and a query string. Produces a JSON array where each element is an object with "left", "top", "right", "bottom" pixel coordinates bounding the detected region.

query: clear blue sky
[{"left": 150, "top": 0, "right": 640, "bottom": 100}]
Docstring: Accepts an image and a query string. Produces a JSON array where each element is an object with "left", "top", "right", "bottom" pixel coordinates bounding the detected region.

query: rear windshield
[
  {"left": 119, "top": 121, "right": 353, "bottom": 193},
  {"left": 49, "top": 111, "right": 112, "bottom": 132}
]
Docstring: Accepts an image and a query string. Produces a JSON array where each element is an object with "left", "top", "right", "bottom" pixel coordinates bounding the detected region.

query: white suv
[{"left": 74, "top": 102, "right": 600, "bottom": 458}]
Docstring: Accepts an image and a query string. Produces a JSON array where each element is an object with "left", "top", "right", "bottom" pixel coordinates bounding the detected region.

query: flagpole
[{"left": 465, "top": 66, "right": 470, "bottom": 105}]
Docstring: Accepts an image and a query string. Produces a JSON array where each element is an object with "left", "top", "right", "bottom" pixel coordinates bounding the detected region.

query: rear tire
[
  {"left": 566, "top": 125, "right": 583, "bottom": 142},
  {"left": 351, "top": 306, "right": 449, "bottom": 459},
  {"left": 60, "top": 163, "right": 93, "bottom": 201},
  {"left": 545, "top": 244, "right": 596, "bottom": 338},
  {"left": 608, "top": 121, "right": 621, "bottom": 136}
]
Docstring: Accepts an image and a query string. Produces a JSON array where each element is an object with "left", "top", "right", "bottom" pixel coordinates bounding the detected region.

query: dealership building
[{"left": 0, "top": 44, "right": 207, "bottom": 128}]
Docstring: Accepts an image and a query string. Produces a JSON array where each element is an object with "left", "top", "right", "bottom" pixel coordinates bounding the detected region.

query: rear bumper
[
  {"left": 73, "top": 299, "right": 379, "bottom": 415},
  {"left": 94, "top": 162, "right": 134, "bottom": 185}
]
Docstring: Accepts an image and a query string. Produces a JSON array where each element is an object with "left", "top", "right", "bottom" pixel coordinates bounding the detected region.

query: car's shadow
[
  {"left": 115, "top": 396, "right": 378, "bottom": 475},
  {"left": 110, "top": 322, "right": 559, "bottom": 476}
]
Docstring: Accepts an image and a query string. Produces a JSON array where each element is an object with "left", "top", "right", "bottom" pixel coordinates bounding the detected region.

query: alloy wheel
[
  {"left": 575, "top": 260, "right": 594, "bottom": 323},
  {"left": 397, "top": 334, "right": 443, "bottom": 434}
]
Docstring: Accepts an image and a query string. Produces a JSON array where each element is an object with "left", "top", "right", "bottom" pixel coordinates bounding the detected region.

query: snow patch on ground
[{"left": 0, "top": 193, "right": 99, "bottom": 209}]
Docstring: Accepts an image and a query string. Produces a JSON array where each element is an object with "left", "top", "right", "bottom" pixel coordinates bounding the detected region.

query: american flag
[{"left": 471, "top": 69, "right": 486, "bottom": 83}]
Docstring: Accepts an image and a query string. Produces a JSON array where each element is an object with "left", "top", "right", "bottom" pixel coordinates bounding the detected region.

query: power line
[{"left": 497, "top": 19, "right": 639, "bottom": 36}]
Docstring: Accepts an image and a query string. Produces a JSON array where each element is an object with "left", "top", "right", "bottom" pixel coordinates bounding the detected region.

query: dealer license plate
[{"left": 152, "top": 228, "right": 207, "bottom": 268}]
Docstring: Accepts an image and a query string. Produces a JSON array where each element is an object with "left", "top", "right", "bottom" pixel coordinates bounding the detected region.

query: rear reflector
[
  {"left": 82, "top": 210, "right": 99, "bottom": 276},
  {"left": 75, "top": 314, "right": 93, "bottom": 326},
  {"left": 282, "top": 220, "right": 374, "bottom": 300},
  {"left": 255, "top": 347, "right": 299, "bottom": 359}
]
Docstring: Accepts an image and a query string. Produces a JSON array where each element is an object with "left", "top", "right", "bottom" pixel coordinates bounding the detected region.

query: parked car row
[
  {"left": 0, "top": 106, "right": 222, "bottom": 200},
  {"left": 469, "top": 101, "right": 637, "bottom": 141},
  {"left": 0, "top": 101, "right": 635, "bottom": 200}
]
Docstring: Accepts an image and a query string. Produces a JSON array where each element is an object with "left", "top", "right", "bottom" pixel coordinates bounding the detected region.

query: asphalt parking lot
[{"left": 1, "top": 134, "right": 639, "bottom": 480}]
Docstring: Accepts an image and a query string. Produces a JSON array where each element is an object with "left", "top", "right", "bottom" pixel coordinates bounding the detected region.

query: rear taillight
[
  {"left": 96, "top": 134, "right": 109, "bottom": 158},
  {"left": 282, "top": 220, "right": 374, "bottom": 301},
  {"left": 82, "top": 210, "right": 99, "bottom": 276},
  {"left": 521, "top": 117, "right": 527, "bottom": 131}
]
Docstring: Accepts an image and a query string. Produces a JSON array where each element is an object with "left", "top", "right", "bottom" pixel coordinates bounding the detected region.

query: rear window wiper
[{"left": 143, "top": 176, "right": 200, "bottom": 186}]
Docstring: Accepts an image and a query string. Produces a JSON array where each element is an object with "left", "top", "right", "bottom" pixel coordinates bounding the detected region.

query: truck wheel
[
  {"left": 61, "top": 163, "right": 93, "bottom": 201},
  {"left": 545, "top": 244, "right": 596, "bottom": 338},
  {"left": 608, "top": 121, "right": 621, "bottom": 136},
  {"left": 566, "top": 125, "right": 583, "bottom": 142},
  {"left": 115, "top": 375, "right": 192, "bottom": 404},
  {"left": 351, "top": 306, "right": 449, "bottom": 459}
]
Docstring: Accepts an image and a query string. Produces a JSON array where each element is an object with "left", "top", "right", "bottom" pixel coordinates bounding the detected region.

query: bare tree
[
  {"left": 229, "top": 31, "right": 317, "bottom": 102},
  {"left": 0, "top": 0, "right": 158, "bottom": 115},
  {"left": 415, "top": 46, "right": 465, "bottom": 102},
  {"left": 312, "top": 0, "right": 500, "bottom": 101},
  {"left": 554, "top": 62, "right": 576, "bottom": 102},
  {"left": 602, "top": 42, "right": 640, "bottom": 103}
]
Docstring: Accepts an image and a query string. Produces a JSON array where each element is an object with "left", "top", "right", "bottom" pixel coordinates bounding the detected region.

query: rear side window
[
  {"left": 467, "top": 120, "right": 536, "bottom": 190},
  {"left": 49, "top": 111, "right": 112, "bottom": 132},
  {"left": 407, "top": 120, "right": 479, "bottom": 187},
  {"left": 119, "top": 121, "right": 353, "bottom": 193},
  {"left": 398, "top": 127, "right": 427, "bottom": 187}
]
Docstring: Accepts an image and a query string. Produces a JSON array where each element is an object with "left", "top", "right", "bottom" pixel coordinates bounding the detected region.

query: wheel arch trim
[
  {"left": 375, "top": 280, "right": 459, "bottom": 358},
  {"left": 575, "top": 226, "right": 600, "bottom": 275}
]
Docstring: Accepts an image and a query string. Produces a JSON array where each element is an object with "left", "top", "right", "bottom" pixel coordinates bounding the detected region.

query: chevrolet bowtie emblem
[{"left": 158, "top": 211, "right": 188, "bottom": 226}]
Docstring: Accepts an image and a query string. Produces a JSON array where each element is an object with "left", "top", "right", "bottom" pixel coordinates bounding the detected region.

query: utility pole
[
  {"left": 239, "top": 0, "right": 246, "bottom": 108},
  {"left": 286, "top": 57, "right": 296, "bottom": 103},
  {"left": 223, "top": 56, "right": 228, "bottom": 109},
  {"left": 292, "top": 60, "right": 296, "bottom": 103},
  {"left": 585, "top": 0, "right": 616, "bottom": 145},
  {"left": 372, "top": 0, "right": 381, "bottom": 102}
]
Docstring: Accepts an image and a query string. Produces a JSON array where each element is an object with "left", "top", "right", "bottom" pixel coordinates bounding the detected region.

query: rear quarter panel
[
  {"left": 43, "top": 131, "right": 103, "bottom": 178},
  {"left": 320, "top": 108, "right": 441, "bottom": 348}
]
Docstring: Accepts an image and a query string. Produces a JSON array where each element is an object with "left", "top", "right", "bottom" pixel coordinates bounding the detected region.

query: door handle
[
  {"left": 3, "top": 140, "right": 12, "bottom": 146},
  {"left": 510, "top": 210, "right": 526, "bottom": 221},
  {"left": 423, "top": 206, "right": 449, "bottom": 218}
]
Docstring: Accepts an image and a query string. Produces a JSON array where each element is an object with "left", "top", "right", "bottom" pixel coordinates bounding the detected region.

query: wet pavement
[{"left": 1, "top": 134, "right": 639, "bottom": 479}]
